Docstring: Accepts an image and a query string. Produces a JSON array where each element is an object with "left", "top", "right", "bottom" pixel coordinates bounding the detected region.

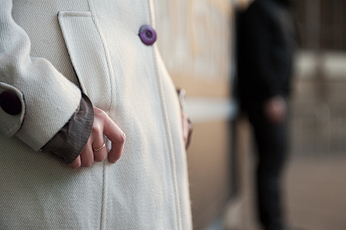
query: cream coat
[{"left": 0, "top": 0, "right": 192, "bottom": 229}]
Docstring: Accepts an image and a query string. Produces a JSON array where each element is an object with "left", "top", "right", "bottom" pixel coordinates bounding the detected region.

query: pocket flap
[{"left": 58, "top": 11, "right": 112, "bottom": 108}]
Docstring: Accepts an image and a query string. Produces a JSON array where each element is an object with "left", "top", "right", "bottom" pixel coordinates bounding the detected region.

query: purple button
[
  {"left": 139, "top": 25, "right": 157, "bottom": 46},
  {"left": 0, "top": 91, "right": 22, "bottom": 115}
]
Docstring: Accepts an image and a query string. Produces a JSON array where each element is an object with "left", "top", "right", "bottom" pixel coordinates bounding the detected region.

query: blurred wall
[
  {"left": 294, "top": 0, "right": 346, "bottom": 51},
  {"left": 154, "top": 0, "right": 234, "bottom": 97},
  {"left": 153, "top": 0, "right": 240, "bottom": 229}
]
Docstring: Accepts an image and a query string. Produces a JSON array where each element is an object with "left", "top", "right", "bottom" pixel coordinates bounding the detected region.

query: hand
[
  {"left": 263, "top": 96, "right": 287, "bottom": 124},
  {"left": 176, "top": 88, "right": 193, "bottom": 149},
  {"left": 181, "top": 112, "right": 193, "bottom": 149},
  {"left": 67, "top": 106, "right": 126, "bottom": 169}
]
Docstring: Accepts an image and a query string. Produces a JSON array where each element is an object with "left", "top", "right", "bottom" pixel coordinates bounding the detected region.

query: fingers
[
  {"left": 186, "top": 118, "right": 193, "bottom": 149},
  {"left": 66, "top": 107, "right": 125, "bottom": 169},
  {"left": 264, "top": 98, "right": 287, "bottom": 124},
  {"left": 93, "top": 140, "right": 107, "bottom": 162},
  {"left": 181, "top": 112, "right": 189, "bottom": 146},
  {"left": 181, "top": 112, "right": 193, "bottom": 149},
  {"left": 80, "top": 139, "right": 94, "bottom": 167},
  {"left": 103, "top": 116, "right": 126, "bottom": 164},
  {"left": 67, "top": 156, "right": 81, "bottom": 169},
  {"left": 93, "top": 107, "right": 125, "bottom": 163}
]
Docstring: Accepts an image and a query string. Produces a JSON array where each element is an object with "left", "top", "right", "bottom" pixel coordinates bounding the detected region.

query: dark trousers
[{"left": 248, "top": 106, "right": 288, "bottom": 230}]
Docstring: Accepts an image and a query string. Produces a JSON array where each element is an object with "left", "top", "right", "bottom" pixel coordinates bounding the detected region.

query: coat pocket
[{"left": 58, "top": 11, "right": 112, "bottom": 109}]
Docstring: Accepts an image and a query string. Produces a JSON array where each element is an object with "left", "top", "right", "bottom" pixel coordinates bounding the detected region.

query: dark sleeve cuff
[{"left": 41, "top": 93, "right": 94, "bottom": 164}]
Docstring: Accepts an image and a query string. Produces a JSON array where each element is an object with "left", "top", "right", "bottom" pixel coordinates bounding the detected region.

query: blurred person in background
[{"left": 237, "top": 0, "right": 296, "bottom": 229}]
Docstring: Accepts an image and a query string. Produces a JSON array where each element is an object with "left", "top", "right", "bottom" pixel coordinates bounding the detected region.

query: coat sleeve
[
  {"left": 0, "top": 0, "right": 82, "bottom": 151},
  {"left": 41, "top": 94, "right": 94, "bottom": 164}
]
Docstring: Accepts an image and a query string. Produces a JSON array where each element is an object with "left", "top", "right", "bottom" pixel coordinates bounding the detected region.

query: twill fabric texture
[{"left": 0, "top": 0, "right": 192, "bottom": 229}]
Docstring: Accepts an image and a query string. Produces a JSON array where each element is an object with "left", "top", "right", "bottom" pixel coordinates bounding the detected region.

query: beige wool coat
[{"left": 0, "top": 0, "right": 192, "bottom": 229}]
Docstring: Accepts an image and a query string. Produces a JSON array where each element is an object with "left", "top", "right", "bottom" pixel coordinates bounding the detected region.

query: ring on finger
[{"left": 93, "top": 142, "right": 106, "bottom": 152}]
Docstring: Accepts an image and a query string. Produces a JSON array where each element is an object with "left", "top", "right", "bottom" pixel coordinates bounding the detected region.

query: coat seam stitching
[
  {"left": 151, "top": 48, "right": 183, "bottom": 230},
  {"left": 147, "top": 1, "right": 183, "bottom": 229},
  {"left": 85, "top": 3, "right": 113, "bottom": 230}
]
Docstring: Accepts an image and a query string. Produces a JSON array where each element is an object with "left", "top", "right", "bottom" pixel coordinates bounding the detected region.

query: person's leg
[{"left": 249, "top": 110, "right": 288, "bottom": 230}]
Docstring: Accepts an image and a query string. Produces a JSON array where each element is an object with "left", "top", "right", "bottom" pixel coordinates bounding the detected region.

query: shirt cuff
[{"left": 41, "top": 93, "right": 94, "bottom": 164}]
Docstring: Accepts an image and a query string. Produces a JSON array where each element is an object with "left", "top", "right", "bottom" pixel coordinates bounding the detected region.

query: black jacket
[{"left": 237, "top": 0, "right": 295, "bottom": 110}]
